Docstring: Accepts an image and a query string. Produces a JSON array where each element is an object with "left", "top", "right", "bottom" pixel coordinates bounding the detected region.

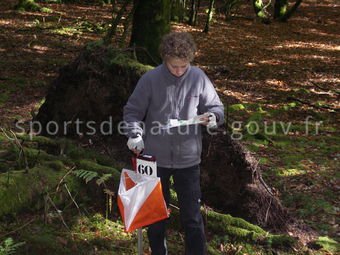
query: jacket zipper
[
  {"left": 172, "top": 82, "right": 183, "bottom": 168},
  {"left": 170, "top": 84, "right": 177, "bottom": 168}
]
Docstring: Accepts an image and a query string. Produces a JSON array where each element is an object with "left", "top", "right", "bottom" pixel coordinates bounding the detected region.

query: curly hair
[{"left": 159, "top": 32, "right": 197, "bottom": 62}]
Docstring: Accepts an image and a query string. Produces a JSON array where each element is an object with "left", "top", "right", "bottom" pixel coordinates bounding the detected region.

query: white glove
[
  {"left": 127, "top": 134, "right": 144, "bottom": 151},
  {"left": 206, "top": 112, "right": 218, "bottom": 129}
]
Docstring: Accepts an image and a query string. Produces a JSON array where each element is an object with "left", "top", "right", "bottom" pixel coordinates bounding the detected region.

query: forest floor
[{"left": 0, "top": 0, "right": 339, "bottom": 254}]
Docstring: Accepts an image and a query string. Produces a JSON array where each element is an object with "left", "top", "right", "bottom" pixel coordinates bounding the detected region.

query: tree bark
[
  {"left": 203, "top": 0, "right": 215, "bottom": 33},
  {"left": 119, "top": 4, "right": 135, "bottom": 48},
  {"left": 188, "top": 0, "right": 201, "bottom": 26},
  {"left": 103, "top": 0, "right": 131, "bottom": 46},
  {"left": 130, "top": 0, "right": 171, "bottom": 65},
  {"left": 188, "top": 0, "right": 196, "bottom": 25}
]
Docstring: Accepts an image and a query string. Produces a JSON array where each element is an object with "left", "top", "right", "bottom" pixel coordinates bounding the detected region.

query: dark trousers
[{"left": 147, "top": 165, "right": 207, "bottom": 255}]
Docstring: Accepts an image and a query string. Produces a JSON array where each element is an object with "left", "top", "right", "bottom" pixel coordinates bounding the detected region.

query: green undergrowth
[
  {"left": 27, "top": 16, "right": 108, "bottom": 37},
  {"left": 3, "top": 214, "right": 141, "bottom": 255},
  {"left": 204, "top": 211, "right": 296, "bottom": 248},
  {"left": 14, "top": 0, "right": 52, "bottom": 13},
  {"left": 314, "top": 237, "right": 340, "bottom": 254},
  {"left": 1, "top": 131, "right": 338, "bottom": 254},
  {"left": 168, "top": 191, "right": 297, "bottom": 250},
  {"left": 227, "top": 102, "right": 339, "bottom": 245},
  {"left": 0, "top": 132, "right": 121, "bottom": 218},
  {"left": 0, "top": 93, "right": 9, "bottom": 106},
  {"left": 0, "top": 77, "right": 28, "bottom": 92}
]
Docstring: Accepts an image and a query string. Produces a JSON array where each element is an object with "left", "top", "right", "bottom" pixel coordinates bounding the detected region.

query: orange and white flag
[{"left": 117, "top": 169, "right": 169, "bottom": 232}]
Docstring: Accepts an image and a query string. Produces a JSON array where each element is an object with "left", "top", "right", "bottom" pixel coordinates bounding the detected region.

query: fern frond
[
  {"left": 96, "top": 173, "right": 112, "bottom": 186},
  {"left": 104, "top": 189, "right": 115, "bottom": 196},
  {"left": 72, "top": 169, "right": 98, "bottom": 183}
]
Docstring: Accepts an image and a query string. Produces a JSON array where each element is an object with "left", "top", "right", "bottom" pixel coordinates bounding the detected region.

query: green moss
[
  {"left": 258, "top": 157, "right": 270, "bottom": 164},
  {"left": 85, "top": 40, "right": 105, "bottom": 51},
  {"left": 110, "top": 53, "right": 153, "bottom": 76},
  {"left": 16, "top": 134, "right": 60, "bottom": 146},
  {"left": 314, "top": 236, "right": 339, "bottom": 253},
  {"left": 279, "top": 153, "right": 305, "bottom": 165},
  {"left": 0, "top": 162, "right": 8, "bottom": 172},
  {"left": 0, "top": 169, "right": 48, "bottom": 217},
  {"left": 14, "top": 135, "right": 118, "bottom": 168},
  {"left": 70, "top": 214, "right": 136, "bottom": 253},
  {"left": 169, "top": 189, "right": 295, "bottom": 247},
  {"left": 0, "top": 92, "right": 9, "bottom": 105},
  {"left": 65, "top": 145, "right": 118, "bottom": 168},
  {"left": 40, "top": 7, "right": 52, "bottom": 13},
  {"left": 269, "top": 234, "right": 296, "bottom": 248},
  {"left": 5, "top": 146, "right": 58, "bottom": 169},
  {"left": 0, "top": 166, "right": 84, "bottom": 218},
  {"left": 19, "top": 225, "right": 73, "bottom": 255},
  {"left": 228, "top": 104, "right": 246, "bottom": 112},
  {"left": 203, "top": 210, "right": 295, "bottom": 247},
  {"left": 243, "top": 134, "right": 269, "bottom": 145},
  {"left": 14, "top": 0, "right": 43, "bottom": 12},
  {"left": 51, "top": 27, "right": 81, "bottom": 36},
  {"left": 0, "top": 77, "right": 27, "bottom": 92},
  {"left": 42, "top": 160, "right": 65, "bottom": 171},
  {"left": 207, "top": 245, "right": 221, "bottom": 255},
  {"left": 277, "top": 168, "right": 306, "bottom": 177},
  {"left": 205, "top": 210, "right": 265, "bottom": 236},
  {"left": 76, "top": 159, "right": 120, "bottom": 181}
]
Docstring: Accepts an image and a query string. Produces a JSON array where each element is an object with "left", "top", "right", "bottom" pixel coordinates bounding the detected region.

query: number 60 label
[{"left": 136, "top": 158, "right": 157, "bottom": 178}]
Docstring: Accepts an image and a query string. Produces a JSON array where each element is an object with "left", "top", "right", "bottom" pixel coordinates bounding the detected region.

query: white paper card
[{"left": 136, "top": 158, "right": 157, "bottom": 178}]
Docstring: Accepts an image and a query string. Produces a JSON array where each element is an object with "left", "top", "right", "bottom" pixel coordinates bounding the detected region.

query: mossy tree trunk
[
  {"left": 203, "top": 0, "right": 215, "bottom": 33},
  {"left": 129, "top": 0, "right": 171, "bottom": 65}
]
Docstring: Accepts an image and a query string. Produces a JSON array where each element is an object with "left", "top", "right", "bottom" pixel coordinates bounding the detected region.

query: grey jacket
[{"left": 123, "top": 63, "right": 224, "bottom": 168}]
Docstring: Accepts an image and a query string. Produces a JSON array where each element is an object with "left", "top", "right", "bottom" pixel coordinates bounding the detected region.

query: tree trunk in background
[
  {"left": 203, "top": 0, "right": 214, "bottom": 33},
  {"left": 188, "top": 0, "right": 200, "bottom": 26},
  {"left": 188, "top": 0, "right": 196, "bottom": 25},
  {"left": 119, "top": 4, "right": 136, "bottom": 47},
  {"left": 103, "top": 0, "right": 131, "bottom": 46},
  {"left": 130, "top": 0, "right": 171, "bottom": 65},
  {"left": 171, "top": 0, "right": 186, "bottom": 22}
]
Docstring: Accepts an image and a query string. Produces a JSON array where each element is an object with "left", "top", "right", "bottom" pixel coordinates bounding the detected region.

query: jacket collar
[{"left": 161, "top": 62, "right": 191, "bottom": 83}]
